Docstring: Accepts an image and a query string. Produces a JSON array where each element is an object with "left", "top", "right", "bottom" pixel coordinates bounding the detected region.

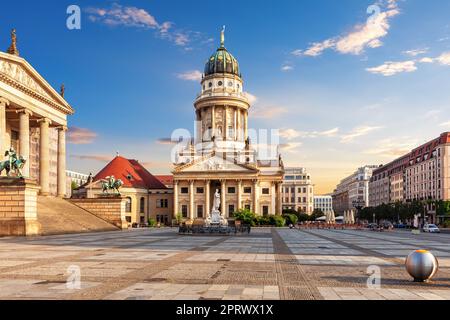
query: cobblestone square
[{"left": 0, "top": 228, "right": 449, "bottom": 300}]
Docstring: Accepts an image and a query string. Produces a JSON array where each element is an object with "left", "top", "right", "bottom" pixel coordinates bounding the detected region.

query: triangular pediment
[
  {"left": 174, "top": 154, "right": 258, "bottom": 173},
  {"left": 0, "top": 52, "right": 74, "bottom": 114}
]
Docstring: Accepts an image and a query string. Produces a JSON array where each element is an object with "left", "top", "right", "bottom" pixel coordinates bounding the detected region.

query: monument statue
[
  {"left": 205, "top": 188, "right": 228, "bottom": 227},
  {"left": 101, "top": 175, "right": 123, "bottom": 194},
  {"left": 213, "top": 189, "right": 220, "bottom": 211},
  {"left": 0, "top": 147, "right": 26, "bottom": 178}
]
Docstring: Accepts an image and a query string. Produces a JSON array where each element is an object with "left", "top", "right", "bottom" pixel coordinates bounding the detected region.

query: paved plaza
[{"left": 0, "top": 228, "right": 450, "bottom": 300}]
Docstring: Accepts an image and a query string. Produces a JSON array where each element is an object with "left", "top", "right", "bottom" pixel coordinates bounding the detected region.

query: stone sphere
[{"left": 405, "top": 250, "right": 439, "bottom": 282}]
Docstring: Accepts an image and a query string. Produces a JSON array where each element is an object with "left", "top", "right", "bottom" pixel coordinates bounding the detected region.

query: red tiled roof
[
  {"left": 93, "top": 156, "right": 167, "bottom": 189},
  {"left": 154, "top": 175, "right": 173, "bottom": 186}
]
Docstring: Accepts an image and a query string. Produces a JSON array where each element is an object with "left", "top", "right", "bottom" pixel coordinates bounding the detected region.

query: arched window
[
  {"left": 125, "top": 197, "right": 132, "bottom": 213},
  {"left": 140, "top": 197, "right": 145, "bottom": 214}
]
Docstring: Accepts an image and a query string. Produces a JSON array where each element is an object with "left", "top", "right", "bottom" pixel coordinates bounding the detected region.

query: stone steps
[{"left": 37, "top": 196, "right": 118, "bottom": 235}]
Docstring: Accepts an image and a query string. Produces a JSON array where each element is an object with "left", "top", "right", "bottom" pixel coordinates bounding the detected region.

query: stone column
[
  {"left": 205, "top": 180, "right": 210, "bottom": 218},
  {"left": 221, "top": 180, "right": 226, "bottom": 217},
  {"left": 38, "top": 118, "right": 51, "bottom": 196},
  {"left": 57, "top": 126, "right": 67, "bottom": 197},
  {"left": 224, "top": 106, "right": 228, "bottom": 141},
  {"left": 0, "top": 98, "right": 9, "bottom": 155},
  {"left": 276, "top": 183, "right": 283, "bottom": 215},
  {"left": 173, "top": 180, "right": 179, "bottom": 219},
  {"left": 189, "top": 180, "right": 194, "bottom": 220},
  {"left": 244, "top": 112, "right": 248, "bottom": 140},
  {"left": 237, "top": 179, "right": 242, "bottom": 210},
  {"left": 237, "top": 108, "right": 241, "bottom": 141},
  {"left": 253, "top": 180, "right": 259, "bottom": 214},
  {"left": 17, "top": 110, "right": 31, "bottom": 178},
  {"left": 271, "top": 182, "right": 276, "bottom": 215},
  {"left": 211, "top": 106, "right": 216, "bottom": 140}
]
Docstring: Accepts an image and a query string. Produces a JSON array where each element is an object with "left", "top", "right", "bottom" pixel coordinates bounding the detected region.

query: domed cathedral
[{"left": 172, "top": 27, "right": 284, "bottom": 221}]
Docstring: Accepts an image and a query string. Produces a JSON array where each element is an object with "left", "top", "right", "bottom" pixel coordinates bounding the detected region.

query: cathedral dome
[{"left": 204, "top": 27, "right": 241, "bottom": 77}]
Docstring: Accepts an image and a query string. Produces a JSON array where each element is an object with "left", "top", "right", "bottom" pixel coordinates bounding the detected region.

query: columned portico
[
  {"left": 57, "top": 126, "right": 67, "bottom": 197},
  {"left": 221, "top": 180, "right": 226, "bottom": 217},
  {"left": 205, "top": 180, "right": 210, "bottom": 218},
  {"left": 237, "top": 179, "right": 242, "bottom": 210},
  {"left": 173, "top": 180, "right": 179, "bottom": 218},
  {"left": 38, "top": 118, "right": 51, "bottom": 195},
  {"left": 189, "top": 180, "right": 194, "bottom": 220},
  {"left": 253, "top": 180, "right": 259, "bottom": 214},
  {"left": 0, "top": 97, "right": 8, "bottom": 154},
  {"left": 17, "top": 109, "right": 31, "bottom": 177}
]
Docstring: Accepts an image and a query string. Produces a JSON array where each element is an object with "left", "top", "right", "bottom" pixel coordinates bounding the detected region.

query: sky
[{"left": 1, "top": 0, "right": 450, "bottom": 194}]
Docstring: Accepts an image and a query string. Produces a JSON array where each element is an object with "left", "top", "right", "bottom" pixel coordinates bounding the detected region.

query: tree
[
  {"left": 234, "top": 209, "right": 257, "bottom": 226},
  {"left": 71, "top": 181, "right": 79, "bottom": 191}
]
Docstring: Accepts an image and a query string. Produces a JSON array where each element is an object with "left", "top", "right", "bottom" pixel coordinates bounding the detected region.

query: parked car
[
  {"left": 394, "top": 223, "right": 406, "bottom": 229},
  {"left": 380, "top": 221, "right": 394, "bottom": 230},
  {"left": 367, "top": 223, "right": 378, "bottom": 230},
  {"left": 423, "top": 224, "right": 440, "bottom": 233}
]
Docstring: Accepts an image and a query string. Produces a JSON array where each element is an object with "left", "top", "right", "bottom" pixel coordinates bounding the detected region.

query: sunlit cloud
[
  {"left": 340, "top": 126, "right": 382, "bottom": 143},
  {"left": 292, "top": 0, "right": 400, "bottom": 57},
  {"left": 366, "top": 60, "right": 417, "bottom": 76},
  {"left": 403, "top": 48, "right": 429, "bottom": 57},
  {"left": 67, "top": 127, "right": 97, "bottom": 145},
  {"left": 279, "top": 128, "right": 340, "bottom": 140},
  {"left": 177, "top": 70, "right": 202, "bottom": 81},
  {"left": 364, "top": 138, "right": 419, "bottom": 157},
  {"left": 70, "top": 154, "right": 113, "bottom": 162}
]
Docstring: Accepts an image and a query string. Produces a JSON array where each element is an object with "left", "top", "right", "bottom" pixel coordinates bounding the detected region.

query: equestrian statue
[{"left": 0, "top": 147, "right": 26, "bottom": 178}]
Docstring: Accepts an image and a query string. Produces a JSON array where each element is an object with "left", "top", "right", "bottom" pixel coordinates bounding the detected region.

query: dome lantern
[{"left": 204, "top": 27, "right": 241, "bottom": 78}]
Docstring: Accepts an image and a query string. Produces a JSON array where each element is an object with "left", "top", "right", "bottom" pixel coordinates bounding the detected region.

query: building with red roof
[{"left": 75, "top": 156, "right": 173, "bottom": 226}]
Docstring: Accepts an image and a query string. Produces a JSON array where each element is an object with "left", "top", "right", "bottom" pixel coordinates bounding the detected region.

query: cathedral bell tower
[{"left": 194, "top": 27, "right": 251, "bottom": 154}]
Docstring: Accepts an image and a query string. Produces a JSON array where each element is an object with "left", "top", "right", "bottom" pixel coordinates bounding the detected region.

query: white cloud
[
  {"left": 86, "top": 3, "right": 211, "bottom": 48},
  {"left": 245, "top": 92, "right": 258, "bottom": 105},
  {"left": 340, "top": 126, "right": 382, "bottom": 143},
  {"left": 366, "top": 60, "right": 417, "bottom": 76},
  {"left": 439, "top": 121, "right": 450, "bottom": 127},
  {"left": 419, "top": 57, "right": 434, "bottom": 63},
  {"left": 424, "top": 109, "right": 442, "bottom": 119},
  {"left": 403, "top": 48, "right": 429, "bottom": 57},
  {"left": 281, "top": 65, "right": 293, "bottom": 72},
  {"left": 280, "top": 142, "right": 303, "bottom": 153},
  {"left": 177, "top": 70, "right": 202, "bottom": 81},
  {"left": 436, "top": 52, "right": 450, "bottom": 66},
  {"left": 364, "top": 138, "right": 419, "bottom": 157},
  {"left": 304, "top": 39, "right": 336, "bottom": 57},
  {"left": 279, "top": 128, "right": 339, "bottom": 140},
  {"left": 252, "top": 106, "right": 288, "bottom": 119},
  {"left": 295, "top": 1, "right": 400, "bottom": 57}
]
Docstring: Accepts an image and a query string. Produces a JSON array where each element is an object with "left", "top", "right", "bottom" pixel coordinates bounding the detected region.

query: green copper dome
[
  {"left": 204, "top": 27, "right": 241, "bottom": 77},
  {"left": 204, "top": 47, "right": 241, "bottom": 77}
]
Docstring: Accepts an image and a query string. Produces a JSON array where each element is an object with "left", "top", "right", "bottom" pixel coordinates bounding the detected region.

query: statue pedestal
[
  {"left": 206, "top": 209, "right": 228, "bottom": 227},
  {"left": 0, "top": 177, "right": 41, "bottom": 236}
]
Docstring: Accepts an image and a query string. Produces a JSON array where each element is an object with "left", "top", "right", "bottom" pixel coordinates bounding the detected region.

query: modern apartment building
[
  {"left": 282, "top": 167, "right": 314, "bottom": 214},
  {"left": 314, "top": 195, "right": 333, "bottom": 214},
  {"left": 332, "top": 165, "right": 379, "bottom": 214}
]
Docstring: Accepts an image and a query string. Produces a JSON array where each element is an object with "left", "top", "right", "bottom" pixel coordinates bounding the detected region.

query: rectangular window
[
  {"left": 196, "top": 187, "right": 204, "bottom": 194},
  {"left": 262, "top": 188, "right": 270, "bottom": 195},
  {"left": 197, "top": 205, "right": 203, "bottom": 218},
  {"left": 228, "top": 204, "right": 235, "bottom": 217},
  {"left": 245, "top": 204, "right": 251, "bottom": 210},
  {"left": 126, "top": 216, "right": 132, "bottom": 223},
  {"left": 262, "top": 206, "right": 269, "bottom": 216},
  {"left": 181, "top": 205, "right": 188, "bottom": 218},
  {"left": 156, "top": 199, "right": 168, "bottom": 208},
  {"left": 228, "top": 187, "right": 236, "bottom": 194},
  {"left": 244, "top": 187, "right": 252, "bottom": 194},
  {"left": 181, "top": 187, "right": 189, "bottom": 194}
]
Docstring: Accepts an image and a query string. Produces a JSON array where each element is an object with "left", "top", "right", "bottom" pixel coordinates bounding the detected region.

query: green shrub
[
  {"left": 270, "top": 215, "right": 286, "bottom": 227},
  {"left": 234, "top": 209, "right": 257, "bottom": 226},
  {"left": 148, "top": 218, "right": 157, "bottom": 227},
  {"left": 255, "top": 216, "right": 270, "bottom": 226},
  {"left": 441, "top": 220, "right": 450, "bottom": 228},
  {"left": 283, "top": 214, "right": 298, "bottom": 225}
]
